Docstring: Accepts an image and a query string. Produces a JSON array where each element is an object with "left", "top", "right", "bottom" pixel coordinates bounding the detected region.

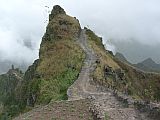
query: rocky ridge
[
  {"left": 13, "top": 5, "right": 160, "bottom": 120},
  {"left": 67, "top": 29, "right": 156, "bottom": 120}
]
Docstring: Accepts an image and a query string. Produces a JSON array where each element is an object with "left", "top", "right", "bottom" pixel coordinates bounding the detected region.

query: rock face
[
  {"left": 104, "top": 65, "right": 125, "bottom": 84},
  {"left": 23, "top": 59, "right": 40, "bottom": 107},
  {"left": 41, "top": 5, "right": 80, "bottom": 43},
  {"left": 49, "top": 5, "right": 66, "bottom": 21}
]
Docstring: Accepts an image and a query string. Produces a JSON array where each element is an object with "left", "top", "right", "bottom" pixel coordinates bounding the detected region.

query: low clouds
[
  {"left": 0, "top": 0, "right": 54, "bottom": 65},
  {"left": 58, "top": 0, "right": 160, "bottom": 63},
  {"left": 0, "top": 0, "right": 160, "bottom": 70}
]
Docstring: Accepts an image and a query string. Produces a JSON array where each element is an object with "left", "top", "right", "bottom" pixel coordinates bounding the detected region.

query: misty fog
[{"left": 0, "top": 0, "right": 160, "bottom": 73}]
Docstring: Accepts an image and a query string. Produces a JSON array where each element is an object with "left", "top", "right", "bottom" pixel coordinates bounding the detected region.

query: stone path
[
  {"left": 67, "top": 29, "right": 152, "bottom": 120},
  {"left": 14, "top": 29, "right": 153, "bottom": 120},
  {"left": 14, "top": 99, "right": 93, "bottom": 120}
]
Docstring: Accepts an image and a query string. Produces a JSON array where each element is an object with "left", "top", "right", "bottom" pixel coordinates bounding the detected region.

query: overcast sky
[{"left": 0, "top": 0, "right": 160, "bottom": 66}]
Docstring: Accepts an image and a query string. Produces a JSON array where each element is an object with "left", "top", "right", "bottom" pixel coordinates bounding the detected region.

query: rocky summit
[
  {"left": 49, "top": 5, "right": 66, "bottom": 21},
  {"left": 0, "top": 5, "right": 160, "bottom": 120}
]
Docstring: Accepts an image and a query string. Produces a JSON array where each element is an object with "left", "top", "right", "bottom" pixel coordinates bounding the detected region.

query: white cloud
[
  {"left": 1, "top": 0, "right": 160, "bottom": 66},
  {"left": 0, "top": 0, "right": 55, "bottom": 64}
]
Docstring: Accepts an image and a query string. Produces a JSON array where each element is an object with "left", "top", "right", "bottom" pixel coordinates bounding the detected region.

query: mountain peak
[
  {"left": 146, "top": 57, "right": 153, "bottom": 61},
  {"left": 133, "top": 57, "right": 160, "bottom": 72},
  {"left": 49, "top": 5, "right": 66, "bottom": 21},
  {"left": 142, "top": 57, "right": 156, "bottom": 64},
  {"left": 115, "top": 52, "right": 130, "bottom": 64}
]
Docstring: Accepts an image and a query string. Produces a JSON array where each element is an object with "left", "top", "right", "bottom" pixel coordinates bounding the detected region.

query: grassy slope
[
  {"left": 37, "top": 40, "right": 85, "bottom": 103},
  {"left": 25, "top": 13, "right": 85, "bottom": 105},
  {"left": 86, "top": 28, "right": 160, "bottom": 102},
  {"left": 86, "top": 28, "right": 120, "bottom": 85},
  {"left": 13, "top": 10, "right": 89, "bottom": 119},
  {"left": 115, "top": 59, "right": 160, "bottom": 101}
]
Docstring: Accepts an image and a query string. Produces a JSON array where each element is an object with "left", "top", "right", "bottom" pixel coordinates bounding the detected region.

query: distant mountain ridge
[
  {"left": 134, "top": 58, "right": 160, "bottom": 72},
  {"left": 0, "top": 60, "right": 28, "bottom": 74},
  {"left": 0, "top": 66, "right": 23, "bottom": 117},
  {"left": 115, "top": 52, "right": 130, "bottom": 64},
  {"left": 115, "top": 52, "right": 160, "bottom": 72}
]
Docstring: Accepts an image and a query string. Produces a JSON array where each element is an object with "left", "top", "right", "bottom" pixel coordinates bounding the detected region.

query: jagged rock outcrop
[
  {"left": 23, "top": 59, "right": 40, "bottom": 107},
  {"left": 42, "top": 5, "right": 80, "bottom": 43},
  {"left": 49, "top": 5, "right": 66, "bottom": 21}
]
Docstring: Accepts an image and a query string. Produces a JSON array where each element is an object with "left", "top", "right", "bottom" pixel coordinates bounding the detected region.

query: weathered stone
[{"left": 49, "top": 5, "right": 66, "bottom": 21}]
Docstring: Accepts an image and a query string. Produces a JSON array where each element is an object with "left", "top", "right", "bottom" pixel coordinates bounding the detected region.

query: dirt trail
[{"left": 67, "top": 29, "right": 151, "bottom": 120}]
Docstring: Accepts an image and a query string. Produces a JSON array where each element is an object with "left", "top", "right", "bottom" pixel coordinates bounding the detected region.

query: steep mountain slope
[
  {"left": 115, "top": 52, "right": 131, "bottom": 64},
  {"left": 26, "top": 4, "right": 84, "bottom": 104},
  {"left": 0, "top": 5, "right": 85, "bottom": 119},
  {"left": 23, "top": 5, "right": 85, "bottom": 106}
]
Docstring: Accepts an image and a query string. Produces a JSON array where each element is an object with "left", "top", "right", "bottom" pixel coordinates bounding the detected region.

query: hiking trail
[{"left": 67, "top": 29, "right": 151, "bottom": 120}]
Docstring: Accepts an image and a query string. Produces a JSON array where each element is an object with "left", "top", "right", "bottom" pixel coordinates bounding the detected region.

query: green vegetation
[
  {"left": 115, "top": 59, "right": 160, "bottom": 101},
  {"left": 85, "top": 28, "right": 120, "bottom": 85},
  {"left": 0, "top": 5, "right": 85, "bottom": 118},
  {"left": 24, "top": 7, "right": 85, "bottom": 105},
  {"left": 30, "top": 39, "right": 85, "bottom": 104},
  {"left": 105, "top": 112, "right": 109, "bottom": 120},
  {"left": 37, "top": 68, "right": 80, "bottom": 104}
]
